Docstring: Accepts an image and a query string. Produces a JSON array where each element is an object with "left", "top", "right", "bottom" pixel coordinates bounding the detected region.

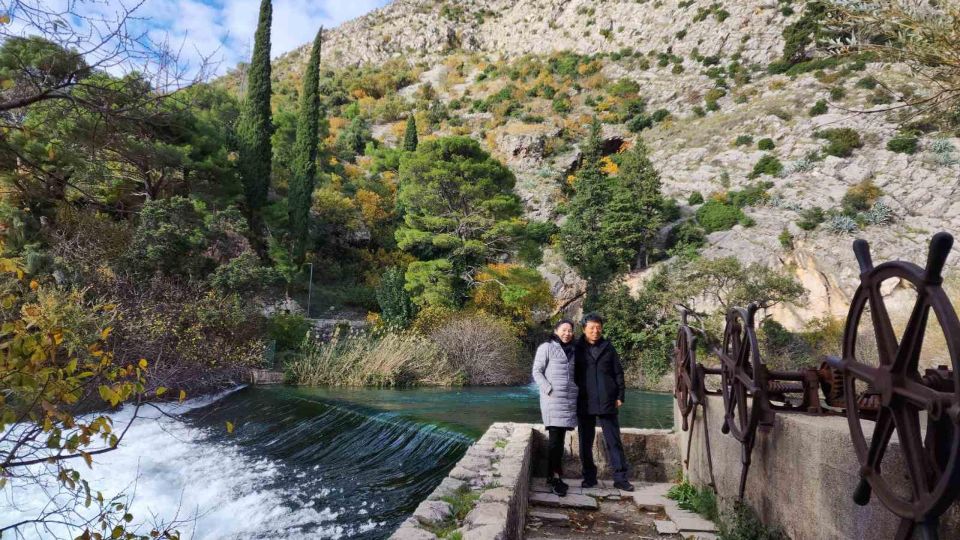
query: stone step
[
  {"left": 529, "top": 492, "right": 599, "bottom": 510},
  {"left": 655, "top": 519, "right": 679, "bottom": 534},
  {"left": 528, "top": 509, "right": 570, "bottom": 524}
]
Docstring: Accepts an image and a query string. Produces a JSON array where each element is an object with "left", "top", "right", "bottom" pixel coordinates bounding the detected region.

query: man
[{"left": 574, "top": 313, "right": 633, "bottom": 491}]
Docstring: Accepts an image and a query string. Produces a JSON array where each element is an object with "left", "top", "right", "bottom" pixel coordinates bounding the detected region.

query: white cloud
[{"left": 2, "top": 0, "right": 390, "bottom": 79}]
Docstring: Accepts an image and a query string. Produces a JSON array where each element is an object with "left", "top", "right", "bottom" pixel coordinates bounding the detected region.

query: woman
[{"left": 532, "top": 319, "right": 578, "bottom": 496}]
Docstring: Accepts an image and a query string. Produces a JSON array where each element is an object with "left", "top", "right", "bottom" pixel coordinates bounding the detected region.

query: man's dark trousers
[{"left": 578, "top": 413, "right": 628, "bottom": 483}]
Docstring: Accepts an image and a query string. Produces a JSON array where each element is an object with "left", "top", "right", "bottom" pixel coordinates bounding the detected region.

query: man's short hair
[{"left": 583, "top": 312, "right": 604, "bottom": 326}]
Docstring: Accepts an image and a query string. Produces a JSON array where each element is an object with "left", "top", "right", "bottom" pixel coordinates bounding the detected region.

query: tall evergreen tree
[
  {"left": 603, "top": 141, "right": 665, "bottom": 269},
  {"left": 403, "top": 114, "right": 418, "bottom": 151},
  {"left": 288, "top": 26, "right": 323, "bottom": 261},
  {"left": 237, "top": 0, "right": 273, "bottom": 219}
]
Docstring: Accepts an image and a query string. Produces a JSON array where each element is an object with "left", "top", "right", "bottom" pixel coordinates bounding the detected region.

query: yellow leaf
[
  {"left": 100, "top": 327, "right": 112, "bottom": 340},
  {"left": 81, "top": 451, "right": 93, "bottom": 468},
  {"left": 178, "top": 390, "right": 186, "bottom": 403},
  {"left": 155, "top": 386, "right": 167, "bottom": 396},
  {"left": 138, "top": 358, "right": 148, "bottom": 369},
  {"left": 29, "top": 280, "right": 38, "bottom": 290},
  {"left": 225, "top": 421, "right": 234, "bottom": 434},
  {"left": 0, "top": 15, "right": 10, "bottom": 25}
]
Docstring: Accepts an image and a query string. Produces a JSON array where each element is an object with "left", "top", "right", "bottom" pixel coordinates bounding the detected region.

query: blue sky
[{"left": 5, "top": 0, "right": 390, "bottom": 78}]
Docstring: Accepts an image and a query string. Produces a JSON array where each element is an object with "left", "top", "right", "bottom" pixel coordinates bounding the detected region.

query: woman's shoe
[{"left": 552, "top": 478, "right": 568, "bottom": 497}]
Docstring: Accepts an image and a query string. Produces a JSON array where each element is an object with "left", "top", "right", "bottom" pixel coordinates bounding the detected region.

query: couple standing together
[{"left": 531, "top": 313, "right": 633, "bottom": 497}]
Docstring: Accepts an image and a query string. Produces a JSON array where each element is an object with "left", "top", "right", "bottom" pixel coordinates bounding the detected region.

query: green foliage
[
  {"left": 829, "top": 86, "right": 846, "bottom": 100},
  {"left": 124, "top": 197, "right": 212, "bottom": 278},
  {"left": 209, "top": 252, "right": 281, "bottom": 294},
  {"left": 886, "top": 134, "right": 919, "bottom": 154},
  {"left": 471, "top": 264, "right": 552, "bottom": 327},
  {"left": 757, "top": 137, "right": 775, "bottom": 150},
  {"left": 237, "top": 0, "right": 274, "bottom": 214},
  {"left": 288, "top": 27, "right": 323, "bottom": 261},
  {"left": 841, "top": 179, "right": 881, "bottom": 215},
  {"left": 376, "top": 267, "right": 417, "bottom": 327},
  {"left": 778, "top": 228, "right": 794, "bottom": 249},
  {"left": 396, "top": 137, "right": 522, "bottom": 307},
  {"left": 672, "top": 256, "right": 806, "bottom": 310},
  {"left": 727, "top": 181, "right": 773, "bottom": 208},
  {"left": 749, "top": 154, "right": 783, "bottom": 178},
  {"left": 855, "top": 75, "right": 878, "bottom": 89},
  {"left": 809, "top": 99, "right": 828, "bottom": 116},
  {"left": 815, "top": 127, "right": 862, "bottom": 157},
  {"left": 561, "top": 141, "right": 665, "bottom": 286},
  {"left": 734, "top": 134, "right": 753, "bottom": 146},
  {"left": 593, "top": 283, "right": 676, "bottom": 383},
  {"left": 718, "top": 502, "right": 788, "bottom": 540},
  {"left": 666, "top": 221, "right": 707, "bottom": 257},
  {"left": 688, "top": 191, "right": 705, "bottom": 205},
  {"left": 667, "top": 479, "right": 718, "bottom": 522},
  {"left": 796, "top": 206, "right": 826, "bottom": 230},
  {"left": 609, "top": 78, "right": 641, "bottom": 97},
  {"left": 695, "top": 200, "right": 745, "bottom": 233},
  {"left": 403, "top": 115, "right": 419, "bottom": 151},
  {"left": 336, "top": 116, "right": 373, "bottom": 158},
  {"left": 266, "top": 312, "right": 310, "bottom": 353},
  {"left": 779, "top": 1, "right": 832, "bottom": 65}
]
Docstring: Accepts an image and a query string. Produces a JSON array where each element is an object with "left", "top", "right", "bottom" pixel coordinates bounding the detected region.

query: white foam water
[{"left": 1, "top": 387, "right": 383, "bottom": 539}]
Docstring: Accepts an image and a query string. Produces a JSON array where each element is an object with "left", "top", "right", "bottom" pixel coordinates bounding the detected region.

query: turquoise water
[{"left": 178, "top": 385, "right": 673, "bottom": 538}]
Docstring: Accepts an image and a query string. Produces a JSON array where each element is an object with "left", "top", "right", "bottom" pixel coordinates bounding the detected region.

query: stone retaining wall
[
  {"left": 530, "top": 425, "right": 679, "bottom": 482},
  {"left": 679, "top": 395, "right": 960, "bottom": 539},
  {"left": 390, "top": 422, "right": 534, "bottom": 540}
]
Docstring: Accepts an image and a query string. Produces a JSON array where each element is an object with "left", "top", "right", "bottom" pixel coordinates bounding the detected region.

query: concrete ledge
[
  {"left": 390, "top": 422, "right": 534, "bottom": 540},
  {"left": 679, "top": 395, "right": 960, "bottom": 539},
  {"left": 531, "top": 425, "right": 680, "bottom": 482}
]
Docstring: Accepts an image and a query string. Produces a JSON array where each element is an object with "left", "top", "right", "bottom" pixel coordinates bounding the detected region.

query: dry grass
[{"left": 287, "top": 331, "right": 463, "bottom": 387}]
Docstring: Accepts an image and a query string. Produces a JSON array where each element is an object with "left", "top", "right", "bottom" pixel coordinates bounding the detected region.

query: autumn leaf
[
  {"left": 178, "top": 390, "right": 186, "bottom": 403},
  {"left": 225, "top": 421, "right": 234, "bottom": 434}
]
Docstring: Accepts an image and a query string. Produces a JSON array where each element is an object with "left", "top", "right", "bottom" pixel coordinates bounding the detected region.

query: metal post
[{"left": 306, "top": 262, "right": 313, "bottom": 318}]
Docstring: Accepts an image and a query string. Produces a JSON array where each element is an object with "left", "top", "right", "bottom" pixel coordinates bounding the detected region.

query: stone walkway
[{"left": 525, "top": 478, "right": 718, "bottom": 540}]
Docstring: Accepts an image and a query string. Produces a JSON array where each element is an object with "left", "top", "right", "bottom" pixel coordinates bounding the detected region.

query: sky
[{"left": 2, "top": 0, "right": 390, "bottom": 79}]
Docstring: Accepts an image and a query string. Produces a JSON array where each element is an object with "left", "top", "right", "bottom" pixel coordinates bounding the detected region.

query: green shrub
[
  {"left": 688, "top": 191, "right": 705, "bottom": 205},
  {"left": 779, "top": 228, "right": 794, "bottom": 249},
  {"left": 609, "top": 78, "right": 641, "bottom": 97},
  {"left": 267, "top": 312, "right": 311, "bottom": 353},
  {"left": 696, "top": 200, "right": 745, "bottom": 233},
  {"left": 829, "top": 86, "right": 846, "bottom": 100},
  {"left": 855, "top": 76, "right": 878, "bottom": 89},
  {"left": 734, "top": 134, "right": 754, "bottom": 146},
  {"left": 718, "top": 501, "right": 788, "bottom": 540},
  {"left": 749, "top": 154, "right": 784, "bottom": 178},
  {"left": 651, "top": 108, "right": 671, "bottom": 122},
  {"left": 667, "top": 479, "right": 718, "bottom": 522},
  {"left": 757, "top": 138, "right": 776, "bottom": 150},
  {"left": 551, "top": 95, "right": 571, "bottom": 114},
  {"left": 886, "top": 135, "right": 918, "bottom": 154},
  {"left": 693, "top": 105, "right": 706, "bottom": 117},
  {"left": 815, "top": 127, "right": 862, "bottom": 157},
  {"left": 841, "top": 179, "right": 881, "bottom": 215},
  {"left": 666, "top": 221, "right": 707, "bottom": 255},
  {"left": 809, "top": 99, "right": 828, "bottom": 116},
  {"left": 376, "top": 267, "right": 417, "bottom": 327},
  {"left": 672, "top": 63, "right": 685, "bottom": 74},
  {"left": 739, "top": 214, "right": 756, "bottom": 227},
  {"left": 796, "top": 206, "right": 825, "bottom": 230},
  {"left": 728, "top": 181, "right": 773, "bottom": 207}
]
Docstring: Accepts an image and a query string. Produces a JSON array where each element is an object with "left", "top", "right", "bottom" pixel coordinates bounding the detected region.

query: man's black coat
[{"left": 574, "top": 336, "right": 626, "bottom": 416}]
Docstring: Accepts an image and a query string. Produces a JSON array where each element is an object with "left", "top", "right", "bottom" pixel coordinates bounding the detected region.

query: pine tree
[
  {"left": 288, "top": 26, "right": 323, "bottom": 261},
  {"left": 603, "top": 141, "right": 665, "bottom": 269},
  {"left": 403, "top": 114, "right": 418, "bottom": 151},
  {"left": 237, "top": 0, "right": 273, "bottom": 218}
]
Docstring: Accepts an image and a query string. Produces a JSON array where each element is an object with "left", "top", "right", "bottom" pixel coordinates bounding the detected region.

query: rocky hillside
[{"left": 268, "top": 0, "right": 960, "bottom": 332}]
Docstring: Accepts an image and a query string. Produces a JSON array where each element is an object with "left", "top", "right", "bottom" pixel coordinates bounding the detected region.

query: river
[{"left": 2, "top": 385, "right": 673, "bottom": 539}]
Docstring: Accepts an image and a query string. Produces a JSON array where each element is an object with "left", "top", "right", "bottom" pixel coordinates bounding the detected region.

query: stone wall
[
  {"left": 530, "top": 425, "right": 680, "bottom": 482},
  {"left": 390, "top": 422, "right": 534, "bottom": 540},
  {"left": 679, "top": 395, "right": 960, "bottom": 539}
]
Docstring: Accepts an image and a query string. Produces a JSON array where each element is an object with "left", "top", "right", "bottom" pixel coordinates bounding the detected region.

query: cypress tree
[
  {"left": 403, "top": 114, "right": 418, "bottom": 151},
  {"left": 288, "top": 26, "right": 323, "bottom": 261},
  {"left": 603, "top": 141, "right": 665, "bottom": 269},
  {"left": 237, "top": 0, "right": 273, "bottom": 218}
]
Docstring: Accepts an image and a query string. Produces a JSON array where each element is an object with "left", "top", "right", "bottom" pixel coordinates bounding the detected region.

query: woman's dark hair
[
  {"left": 582, "top": 312, "right": 604, "bottom": 326},
  {"left": 554, "top": 318, "right": 575, "bottom": 331}
]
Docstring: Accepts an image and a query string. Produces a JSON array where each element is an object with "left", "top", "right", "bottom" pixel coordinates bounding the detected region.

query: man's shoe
[
  {"left": 581, "top": 479, "right": 598, "bottom": 488},
  {"left": 613, "top": 480, "right": 635, "bottom": 492},
  {"left": 552, "top": 478, "right": 568, "bottom": 497}
]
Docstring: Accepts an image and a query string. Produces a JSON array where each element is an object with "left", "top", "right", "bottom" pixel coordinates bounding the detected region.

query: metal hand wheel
[{"left": 829, "top": 233, "right": 960, "bottom": 540}]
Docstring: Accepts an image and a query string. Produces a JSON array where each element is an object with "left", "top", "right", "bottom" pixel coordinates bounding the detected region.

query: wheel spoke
[
  {"left": 892, "top": 405, "right": 933, "bottom": 501},
  {"left": 867, "top": 285, "right": 899, "bottom": 366},
  {"left": 891, "top": 297, "right": 930, "bottom": 374},
  {"left": 845, "top": 360, "right": 882, "bottom": 383},
  {"left": 895, "top": 379, "right": 953, "bottom": 415},
  {"left": 865, "top": 407, "right": 895, "bottom": 469}
]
